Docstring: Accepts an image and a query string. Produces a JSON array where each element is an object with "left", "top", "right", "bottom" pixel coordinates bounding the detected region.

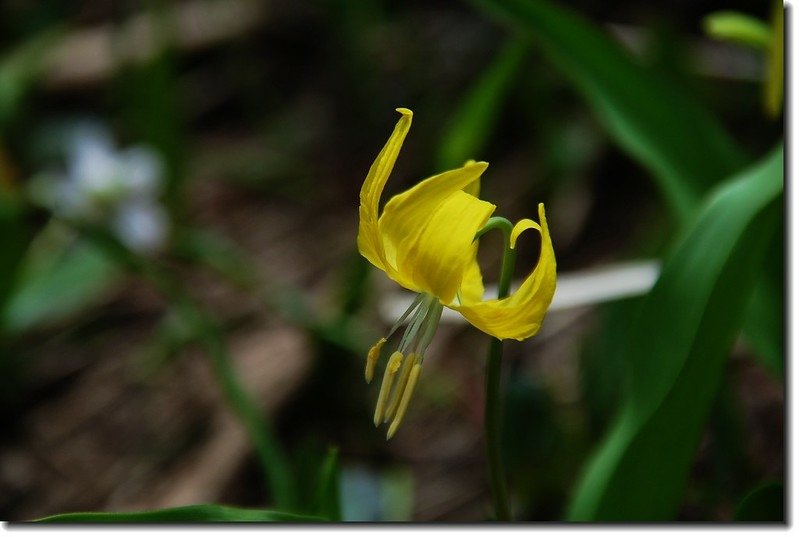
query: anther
[
  {"left": 383, "top": 352, "right": 417, "bottom": 423},
  {"left": 373, "top": 351, "right": 403, "bottom": 426},
  {"left": 365, "top": 337, "right": 387, "bottom": 383},
  {"left": 387, "top": 363, "right": 422, "bottom": 439}
]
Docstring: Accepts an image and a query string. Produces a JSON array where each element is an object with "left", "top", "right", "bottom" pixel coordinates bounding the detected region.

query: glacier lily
[{"left": 358, "top": 108, "right": 557, "bottom": 439}]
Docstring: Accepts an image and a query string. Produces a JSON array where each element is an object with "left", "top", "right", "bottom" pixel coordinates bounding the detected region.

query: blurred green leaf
[
  {"left": 35, "top": 504, "right": 325, "bottom": 523},
  {"left": 436, "top": 37, "right": 528, "bottom": 170},
  {"left": 734, "top": 482, "right": 784, "bottom": 522},
  {"left": 702, "top": 11, "right": 771, "bottom": 49},
  {"left": 316, "top": 447, "right": 342, "bottom": 521},
  {"left": 567, "top": 145, "right": 783, "bottom": 520},
  {"left": 2, "top": 235, "right": 120, "bottom": 333},
  {"left": 114, "top": 5, "right": 185, "bottom": 220},
  {"left": 467, "top": 0, "right": 746, "bottom": 222},
  {"left": 742, "top": 247, "right": 783, "bottom": 376}
]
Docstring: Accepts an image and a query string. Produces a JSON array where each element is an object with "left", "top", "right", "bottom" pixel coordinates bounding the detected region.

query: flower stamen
[
  {"left": 374, "top": 351, "right": 403, "bottom": 426},
  {"left": 365, "top": 337, "right": 386, "bottom": 383},
  {"left": 383, "top": 352, "right": 418, "bottom": 423},
  {"left": 387, "top": 363, "right": 422, "bottom": 439}
]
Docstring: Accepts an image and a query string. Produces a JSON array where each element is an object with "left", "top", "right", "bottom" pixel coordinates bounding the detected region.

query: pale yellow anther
[
  {"left": 373, "top": 351, "right": 403, "bottom": 426},
  {"left": 387, "top": 363, "right": 422, "bottom": 439},
  {"left": 383, "top": 352, "right": 417, "bottom": 423},
  {"left": 365, "top": 337, "right": 387, "bottom": 383}
]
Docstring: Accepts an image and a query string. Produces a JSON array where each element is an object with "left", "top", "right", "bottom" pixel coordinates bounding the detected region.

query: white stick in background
[{"left": 379, "top": 260, "right": 661, "bottom": 325}]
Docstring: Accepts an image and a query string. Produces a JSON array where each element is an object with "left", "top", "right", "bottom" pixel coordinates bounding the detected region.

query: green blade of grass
[
  {"left": 567, "top": 145, "right": 783, "bottom": 520},
  {"left": 34, "top": 504, "right": 324, "bottom": 523},
  {"left": 467, "top": 0, "right": 746, "bottom": 222},
  {"left": 316, "top": 447, "right": 342, "bottom": 521}
]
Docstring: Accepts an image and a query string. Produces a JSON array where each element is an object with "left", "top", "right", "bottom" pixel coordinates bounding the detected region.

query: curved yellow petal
[
  {"left": 357, "top": 108, "right": 413, "bottom": 271},
  {"left": 510, "top": 218, "right": 541, "bottom": 249},
  {"left": 378, "top": 161, "right": 488, "bottom": 260},
  {"left": 451, "top": 203, "right": 556, "bottom": 341},
  {"left": 457, "top": 164, "right": 484, "bottom": 304},
  {"left": 390, "top": 190, "right": 495, "bottom": 304},
  {"left": 462, "top": 160, "right": 481, "bottom": 198},
  {"left": 377, "top": 160, "right": 488, "bottom": 283},
  {"left": 457, "top": 251, "right": 485, "bottom": 305}
]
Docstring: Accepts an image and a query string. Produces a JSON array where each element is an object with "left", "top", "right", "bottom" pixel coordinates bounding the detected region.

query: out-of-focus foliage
[
  {"left": 468, "top": 0, "right": 746, "bottom": 223},
  {"left": 0, "top": 0, "right": 782, "bottom": 523},
  {"left": 567, "top": 146, "right": 782, "bottom": 520}
]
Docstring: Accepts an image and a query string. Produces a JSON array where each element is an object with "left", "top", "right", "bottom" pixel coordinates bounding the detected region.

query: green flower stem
[
  {"left": 477, "top": 217, "right": 515, "bottom": 521},
  {"left": 76, "top": 223, "right": 298, "bottom": 510}
]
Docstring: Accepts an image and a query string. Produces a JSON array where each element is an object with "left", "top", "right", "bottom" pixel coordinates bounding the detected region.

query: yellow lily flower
[{"left": 359, "top": 108, "right": 557, "bottom": 438}]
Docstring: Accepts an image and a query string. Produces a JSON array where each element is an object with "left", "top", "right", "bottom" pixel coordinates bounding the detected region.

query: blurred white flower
[{"left": 31, "top": 121, "right": 169, "bottom": 254}]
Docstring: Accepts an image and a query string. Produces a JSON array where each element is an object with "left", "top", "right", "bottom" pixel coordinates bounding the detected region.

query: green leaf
[
  {"left": 2, "top": 235, "right": 120, "bottom": 333},
  {"left": 467, "top": 0, "right": 746, "bottom": 222},
  {"left": 567, "top": 145, "right": 783, "bottom": 520},
  {"left": 436, "top": 37, "right": 528, "bottom": 170},
  {"left": 742, "top": 246, "right": 783, "bottom": 376},
  {"left": 703, "top": 11, "right": 771, "bottom": 49},
  {"left": 734, "top": 482, "right": 784, "bottom": 522},
  {"left": 34, "top": 504, "right": 325, "bottom": 523},
  {"left": 315, "top": 446, "right": 342, "bottom": 521}
]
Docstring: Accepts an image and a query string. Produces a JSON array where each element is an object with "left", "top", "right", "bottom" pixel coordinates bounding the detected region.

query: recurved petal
[
  {"left": 451, "top": 203, "right": 556, "bottom": 341},
  {"left": 510, "top": 218, "right": 541, "bottom": 249},
  {"left": 391, "top": 190, "right": 495, "bottom": 304},
  {"left": 357, "top": 108, "right": 413, "bottom": 271}
]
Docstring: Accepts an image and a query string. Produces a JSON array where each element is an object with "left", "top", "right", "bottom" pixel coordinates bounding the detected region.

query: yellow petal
[
  {"left": 461, "top": 160, "right": 481, "bottom": 198},
  {"left": 457, "top": 166, "right": 484, "bottom": 304},
  {"left": 357, "top": 108, "right": 413, "bottom": 272},
  {"left": 458, "top": 253, "right": 485, "bottom": 304},
  {"left": 451, "top": 203, "right": 556, "bottom": 340},
  {"left": 378, "top": 160, "right": 488, "bottom": 267},
  {"left": 390, "top": 190, "right": 495, "bottom": 304},
  {"left": 510, "top": 218, "right": 541, "bottom": 249}
]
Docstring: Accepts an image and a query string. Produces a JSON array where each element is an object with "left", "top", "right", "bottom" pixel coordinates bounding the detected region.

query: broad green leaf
[
  {"left": 467, "top": 0, "right": 746, "bottom": 222},
  {"left": 436, "top": 37, "right": 528, "bottom": 170},
  {"left": 35, "top": 504, "right": 325, "bottom": 523},
  {"left": 734, "top": 482, "right": 784, "bottom": 522},
  {"left": 2, "top": 235, "right": 120, "bottom": 333},
  {"left": 567, "top": 145, "right": 783, "bottom": 520}
]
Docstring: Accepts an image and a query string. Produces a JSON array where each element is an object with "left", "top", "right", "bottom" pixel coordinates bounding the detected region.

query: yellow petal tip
[{"left": 395, "top": 107, "right": 413, "bottom": 116}]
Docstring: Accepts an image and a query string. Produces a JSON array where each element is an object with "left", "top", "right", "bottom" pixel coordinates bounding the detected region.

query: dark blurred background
[{"left": 0, "top": 0, "right": 782, "bottom": 522}]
